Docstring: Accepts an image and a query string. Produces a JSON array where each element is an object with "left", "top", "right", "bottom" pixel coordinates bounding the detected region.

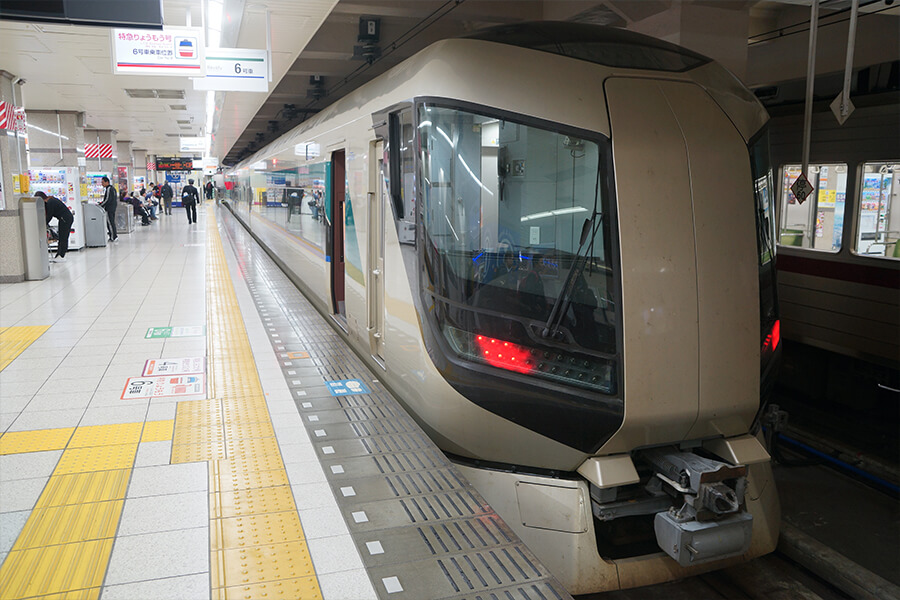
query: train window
[
  {"left": 778, "top": 163, "right": 848, "bottom": 252},
  {"left": 854, "top": 162, "right": 900, "bottom": 260},
  {"left": 388, "top": 109, "right": 416, "bottom": 244},
  {"left": 418, "top": 103, "right": 617, "bottom": 394}
]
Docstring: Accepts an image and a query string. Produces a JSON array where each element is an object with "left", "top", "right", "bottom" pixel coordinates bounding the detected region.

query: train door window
[
  {"left": 854, "top": 161, "right": 900, "bottom": 259},
  {"left": 778, "top": 163, "right": 848, "bottom": 252},
  {"left": 388, "top": 109, "right": 416, "bottom": 244}
]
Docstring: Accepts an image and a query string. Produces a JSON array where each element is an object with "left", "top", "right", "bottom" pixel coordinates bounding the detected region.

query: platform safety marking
[
  {"left": 325, "top": 379, "right": 371, "bottom": 396},
  {"left": 0, "top": 325, "right": 50, "bottom": 372},
  {"left": 166, "top": 205, "right": 322, "bottom": 599}
]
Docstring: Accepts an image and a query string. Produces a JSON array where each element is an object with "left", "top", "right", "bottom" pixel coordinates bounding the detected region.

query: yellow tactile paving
[
  {"left": 214, "top": 576, "right": 323, "bottom": 600},
  {"left": 211, "top": 540, "right": 316, "bottom": 589},
  {"left": 164, "top": 206, "right": 319, "bottom": 595},
  {"left": 0, "top": 428, "right": 75, "bottom": 455},
  {"left": 12, "top": 500, "right": 124, "bottom": 549},
  {"left": 33, "top": 470, "right": 131, "bottom": 509},
  {"left": 210, "top": 511, "right": 306, "bottom": 550},
  {"left": 53, "top": 443, "right": 139, "bottom": 475},
  {"left": 210, "top": 485, "right": 298, "bottom": 519},
  {"left": 0, "top": 420, "right": 143, "bottom": 599},
  {"left": 171, "top": 441, "right": 228, "bottom": 463},
  {"left": 0, "top": 325, "right": 50, "bottom": 371},
  {"left": 140, "top": 419, "right": 175, "bottom": 442},
  {"left": 0, "top": 539, "right": 113, "bottom": 598},
  {"left": 67, "top": 422, "right": 143, "bottom": 448}
]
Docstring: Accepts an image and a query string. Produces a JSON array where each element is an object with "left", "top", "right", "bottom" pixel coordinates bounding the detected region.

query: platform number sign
[
  {"left": 326, "top": 379, "right": 370, "bottom": 396},
  {"left": 790, "top": 172, "right": 815, "bottom": 204}
]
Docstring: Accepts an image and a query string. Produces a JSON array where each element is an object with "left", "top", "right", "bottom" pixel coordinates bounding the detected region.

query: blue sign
[{"left": 326, "top": 379, "right": 370, "bottom": 396}]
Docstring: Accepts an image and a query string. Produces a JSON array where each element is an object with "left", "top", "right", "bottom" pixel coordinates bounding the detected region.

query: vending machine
[
  {"left": 85, "top": 172, "right": 109, "bottom": 203},
  {"left": 29, "top": 167, "right": 85, "bottom": 251}
]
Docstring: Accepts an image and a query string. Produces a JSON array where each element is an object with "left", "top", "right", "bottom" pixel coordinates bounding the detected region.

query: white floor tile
[
  {"left": 134, "top": 441, "right": 173, "bottom": 467},
  {"left": 128, "top": 462, "right": 208, "bottom": 497},
  {"left": 104, "top": 527, "right": 209, "bottom": 585},
  {"left": 118, "top": 491, "right": 208, "bottom": 536},
  {"left": 296, "top": 505, "right": 350, "bottom": 540},
  {"left": 0, "top": 510, "right": 31, "bottom": 554},
  {"left": 101, "top": 573, "right": 210, "bottom": 600},
  {"left": 0, "top": 451, "right": 62, "bottom": 482},
  {"left": 7, "top": 409, "right": 84, "bottom": 432},
  {"left": 0, "top": 476, "right": 49, "bottom": 513},
  {"left": 317, "top": 569, "right": 378, "bottom": 600},
  {"left": 308, "top": 534, "right": 366, "bottom": 575}
]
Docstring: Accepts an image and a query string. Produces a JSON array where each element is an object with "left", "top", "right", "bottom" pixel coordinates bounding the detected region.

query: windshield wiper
[{"left": 541, "top": 213, "right": 603, "bottom": 340}]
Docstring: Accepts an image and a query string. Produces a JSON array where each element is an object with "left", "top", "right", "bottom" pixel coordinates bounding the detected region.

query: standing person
[
  {"left": 34, "top": 191, "right": 74, "bottom": 263},
  {"left": 181, "top": 178, "right": 200, "bottom": 224},
  {"left": 204, "top": 181, "right": 214, "bottom": 201},
  {"left": 99, "top": 176, "right": 119, "bottom": 243},
  {"left": 161, "top": 180, "right": 173, "bottom": 215}
]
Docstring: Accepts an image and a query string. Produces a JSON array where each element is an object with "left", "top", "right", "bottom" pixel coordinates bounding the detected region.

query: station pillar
[
  {"left": 0, "top": 71, "right": 29, "bottom": 282},
  {"left": 117, "top": 140, "right": 134, "bottom": 196},
  {"left": 133, "top": 149, "right": 148, "bottom": 190}
]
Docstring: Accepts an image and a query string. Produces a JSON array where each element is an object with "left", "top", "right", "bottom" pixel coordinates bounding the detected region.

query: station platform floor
[{"left": 0, "top": 203, "right": 567, "bottom": 600}]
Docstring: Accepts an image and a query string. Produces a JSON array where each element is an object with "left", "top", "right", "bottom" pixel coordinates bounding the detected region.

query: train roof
[
  {"left": 232, "top": 23, "right": 767, "bottom": 172},
  {"left": 463, "top": 21, "right": 712, "bottom": 74}
]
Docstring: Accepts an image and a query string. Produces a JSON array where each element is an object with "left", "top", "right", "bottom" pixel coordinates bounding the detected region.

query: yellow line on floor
[
  {"left": 0, "top": 421, "right": 165, "bottom": 599},
  {"left": 0, "top": 326, "right": 50, "bottom": 372},
  {"left": 171, "top": 205, "right": 322, "bottom": 599}
]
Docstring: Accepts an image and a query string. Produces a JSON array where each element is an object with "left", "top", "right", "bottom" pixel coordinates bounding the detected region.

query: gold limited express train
[{"left": 223, "top": 22, "right": 782, "bottom": 594}]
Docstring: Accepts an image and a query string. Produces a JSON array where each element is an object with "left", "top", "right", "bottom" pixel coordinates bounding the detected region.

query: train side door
[
  {"left": 331, "top": 149, "right": 347, "bottom": 323},
  {"left": 367, "top": 140, "right": 386, "bottom": 362}
]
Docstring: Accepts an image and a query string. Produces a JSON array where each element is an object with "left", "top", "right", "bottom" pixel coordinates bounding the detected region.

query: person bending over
[{"left": 34, "top": 191, "right": 74, "bottom": 262}]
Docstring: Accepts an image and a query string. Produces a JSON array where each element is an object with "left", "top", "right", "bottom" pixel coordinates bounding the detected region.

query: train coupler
[{"left": 642, "top": 447, "right": 753, "bottom": 566}]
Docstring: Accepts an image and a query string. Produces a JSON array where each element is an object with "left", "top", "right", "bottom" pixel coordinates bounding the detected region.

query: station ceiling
[{"left": 0, "top": 0, "right": 897, "bottom": 166}]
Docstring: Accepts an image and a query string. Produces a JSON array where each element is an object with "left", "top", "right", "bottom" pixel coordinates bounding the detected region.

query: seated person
[{"left": 131, "top": 193, "right": 151, "bottom": 225}]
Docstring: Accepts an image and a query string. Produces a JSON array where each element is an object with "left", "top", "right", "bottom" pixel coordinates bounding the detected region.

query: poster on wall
[{"left": 0, "top": 150, "right": 4, "bottom": 210}]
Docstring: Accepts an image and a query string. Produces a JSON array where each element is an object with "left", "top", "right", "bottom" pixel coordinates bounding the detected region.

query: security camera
[{"left": 13, "top": 78, "right": 26, "bottom": 85}]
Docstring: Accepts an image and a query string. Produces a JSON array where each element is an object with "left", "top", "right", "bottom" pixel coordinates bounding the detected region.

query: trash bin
[
  {"left": 83, "top": 202, "right": 108, "bottom": 247},
  {"left": 19, "top": 196, "right": 50, "bottom": 280},
  {"left": 115, "top": 200, "right": 134, "bottom": 234}
]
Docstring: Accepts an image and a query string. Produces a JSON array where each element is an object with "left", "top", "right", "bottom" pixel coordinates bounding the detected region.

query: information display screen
[{"left": 156, "top": 157, "right": 194, "bottom": 171}]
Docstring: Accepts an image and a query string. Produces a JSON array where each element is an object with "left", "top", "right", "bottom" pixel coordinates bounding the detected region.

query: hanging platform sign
[
  {"left": 192, "top": 48, "right": 268, "bottom": 92},
  {"left": 790, "top": 172, "right": 815, "bottom": 205},
  {"left": 112, "top": 26, "right": 205, "bottom": 76},
  {"left": 156, "top": 156, "right": 194, "bottom": 171}
]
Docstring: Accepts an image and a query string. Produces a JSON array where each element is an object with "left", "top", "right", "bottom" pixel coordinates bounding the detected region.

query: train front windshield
[{"left": 418, "top": 104, "right": 618, "bottom": 394}]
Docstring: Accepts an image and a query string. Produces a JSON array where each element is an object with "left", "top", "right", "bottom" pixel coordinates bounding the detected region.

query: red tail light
[
  {"left": 763, "top": 319, "right": 780, "bottom": 353},
  {"left": 475, "top": 335, "right": 533, "bottom": 374}
]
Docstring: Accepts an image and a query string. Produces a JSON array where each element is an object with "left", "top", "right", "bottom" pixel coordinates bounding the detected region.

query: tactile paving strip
[
  {"left": 219, "top": 208, "right": 572, "bottom": 600},
  {"left": 174, "top": 206, "right": 322, "bottom": 600},
  {"left": 0, "top": 421, "right": 144, "bottom": 600},
  {"left": 0, "top": 325, "right": 50, "bottom": 372}
]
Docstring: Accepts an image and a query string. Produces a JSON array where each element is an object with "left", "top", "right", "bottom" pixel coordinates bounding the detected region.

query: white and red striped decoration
[
  {"left": 0, "top": 101, "right": 16, "bottom": 131},
  {"left": 147, "top": 161, "right": 156, "bottom": 171},
  {"left": 84, "top": 143, "right": 113, "bottom": 159}
]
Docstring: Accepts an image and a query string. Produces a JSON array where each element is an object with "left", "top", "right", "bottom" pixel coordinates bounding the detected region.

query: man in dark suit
[
  {"left": 181, "top": 178, "right": 200, "bottom": 224},
  {"left": 99, "top": 176, "right": 119, "bottom": 242}
]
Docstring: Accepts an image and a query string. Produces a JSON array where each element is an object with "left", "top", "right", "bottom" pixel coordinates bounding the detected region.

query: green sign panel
[{"left": 145, "top": 326, "right": 206, "bottom": 339}]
